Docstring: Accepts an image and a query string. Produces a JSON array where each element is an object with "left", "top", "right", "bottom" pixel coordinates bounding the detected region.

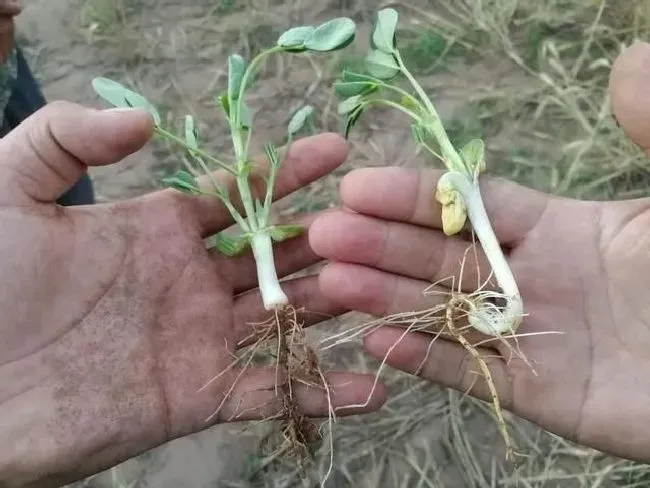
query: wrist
[{"left": 0, "top": 393, "right": 161, "bottom": 488}]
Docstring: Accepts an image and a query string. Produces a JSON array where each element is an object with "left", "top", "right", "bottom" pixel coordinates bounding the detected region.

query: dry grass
[{"left": 44, "top": 0, "right": 650, "bottom": 486}]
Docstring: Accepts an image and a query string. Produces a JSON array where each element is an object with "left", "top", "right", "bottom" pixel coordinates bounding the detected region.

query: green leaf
[
  {"left": 184, "top": 115, "right": 198, "bottom": 150},
  {"left": 254, "top": 198, "right": 264, "bottom": 216},
  {"left": 338, "top": 95, "right": 363, "bottom": 116},
  {"left": 268, "top": 224, "right": 305, "bottom": 242},
  {"left": 264, "top": 142, "right": 280, "bottom": 168},
  {"left": 277, "top": 25, "right": 315, "bottom": 51},
  {"left": 240, "top": 102, "right": 253, "bottom": 129},
  {"left": 334, "top": 81, "right": 379, "bottom": 98},
  {"left": 372, "top": 8, "right": 399, "bottom": 54},
  {"left": 344, "top": 106, "right": 364, "bottom": 139},
  {"left": 304, "top": 17, "right": 356, "bottom": 52},
  {"left": 162, "top": 170, "right": 200, "bottom": 195},
  {"left": 228, "top": 54, "right": 247, "bottom": 101},
  {"left": 460, "top": 138, "right": 486, "bottom": 172},
  {"left": 364, "top": 50, "right": 400, "bottom": 80},
  {"left": 400, "top": 94, "right": 421, "bottom": 113},
  {"left": 237, "top": 159, "right": 255, "bottom": 177},
  {"left": 340, "top": 70, "right": 381, "bottom": 84},
  {"left": 212, "top": 232, "right": 251, "bottom": 257},
  {"left": 288, "top": 105, "right": 314, "bottom": 136},
  {"left": 216, "top": 92, "right": 230, "bottom": 119},
  {"left": 411, "top": 123, "right": 424, "bottom": 145},
  {"left": 91, "top": 77, "right": 161, "bottom": 126}
]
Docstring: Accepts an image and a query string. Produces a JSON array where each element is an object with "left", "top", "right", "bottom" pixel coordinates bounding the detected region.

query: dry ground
[{"left": 15, "top": 0, "right": 650, "bottom": 486}]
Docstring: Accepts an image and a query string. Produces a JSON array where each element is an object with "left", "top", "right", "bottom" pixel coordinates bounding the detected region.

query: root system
[{"left": 202, "top": 304, "right": 337, "bottom": 481}]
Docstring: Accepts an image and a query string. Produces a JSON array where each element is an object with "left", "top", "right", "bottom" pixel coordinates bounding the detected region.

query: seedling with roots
[
  {"left": 90, "top": 16, "right": 357, "bottom": 479},
  {"left": 335, "top": 8, "right": 529, "bottom": 462}
]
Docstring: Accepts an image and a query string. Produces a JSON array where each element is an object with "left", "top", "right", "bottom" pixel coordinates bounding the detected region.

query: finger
[
  {"left": 339, "top": 166, "right": 549, "bottom": 245},
  {"left": 216, "top": 213, "right": 327, "bottom": 295},
  {"left": 0, "top": 102, "right": 154, "bottom": 205},
  {"left": 363, "top": 326, "right": 512, "bottom": 408},
  {"left": 318, "top": 262, "right": 446, "bottom": 318},
  {"left": 609, "top": 41, "right": 650, "bottom": 155},
  {"left": 217, "top": 370, "right": 387, "bottom": 422},
  {"left": 309, "top": 210, "right": 492, "bottom": 293},
  {"left": 233, "top": 275, "right": 348, "bottom": 344},
  {"left": 0, "top": 1, "right": 21, "bottom": 15},
  {"left": 171, "top": 133, "right": 348, "bottom": 237}
]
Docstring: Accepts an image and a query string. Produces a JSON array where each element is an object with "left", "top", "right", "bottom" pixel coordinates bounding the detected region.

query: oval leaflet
[
  {"left": 91, "top": 77, "right": 161, "bottom": 126},
  {"left": 372, "top": 8, "right": 399, "bottom": 53},
  {"left": 304, "top": 17, "right": 356, "bottom": 52},
  {"left": 364, "top": 50, "right": 400, "bottom": 80},
  {"left": 288, "top": 105, "right": 314, "bottom": 136},
  {"left": 277, "top": 26, "right": 315, "bottom": 49}
]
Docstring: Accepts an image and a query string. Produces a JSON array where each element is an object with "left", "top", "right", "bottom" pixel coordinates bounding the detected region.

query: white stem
[
  {"left": 441, "top": 172, "right": 524, "bottom": 336},
  {"left": 250, "top": 233, "right": 289, "bottom": 311}
]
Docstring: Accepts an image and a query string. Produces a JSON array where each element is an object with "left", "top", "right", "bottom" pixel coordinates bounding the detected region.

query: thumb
[
  {"left": 609, "top": 41, "right": 650, "bottom": 155},
  {"left": 0, "top": 100, "right": 154, "bottom": 205}
]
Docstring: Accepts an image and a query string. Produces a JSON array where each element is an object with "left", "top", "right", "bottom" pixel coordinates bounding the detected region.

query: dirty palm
[
  {"left": 90, "top": 8, "right": 526, "bottom": 476},
  {"left": 91, "top": 15, "right": 358, "bottom": 478}
]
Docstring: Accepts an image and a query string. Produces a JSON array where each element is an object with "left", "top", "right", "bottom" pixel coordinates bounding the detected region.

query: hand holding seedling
[
  {"left": 91, "top": 17, "right": 358, "bottom": 314},
  {"left": 88, "top": 16, "right": 377, "bottom": 479},
  {"left": 309, "top": 41, "right": 650, "bottom": 464},
  {"left": 0, "top": 102, "right": 385, "bottom": 487},
  {"left": 337, "top": 8, "right": 522, "bottom": 340}
]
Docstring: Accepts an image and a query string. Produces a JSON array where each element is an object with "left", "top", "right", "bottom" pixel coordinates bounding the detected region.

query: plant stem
[
  {"left": 239, "top": 47, "right": 284, "bottom": 101},
  {"left": 441, "top": 171, "right": 523, "bottom": 334},
  {"left": 251, "top": 232, "right": 289, "bottom": 310},
  {"left": 380, "top": 83, "right": 422, "bottom": 109},
  {"left": 359, "top": 98, "right": 423, "bottom": 123},
  {"left": 221, "top": 196, "right": 251, "bottom": 232},
  {"left": 393, "top": 50, "right": 467, "bottom": 173},
  {"left": 228, "top": 47, "right": 289, "bottom": 232},
  {"left": 155, "top": 127, "right": 235, "bottom": 176},
  {"left": 362, "top": 76, "right": 423, "bottom": 110},
  {"left": 158, "top": 126, "right": 251, "bottom": 230},
  {"left": 395, "top": 55, "right": 523, "bottom": 334},
  {"left": 227, "top": 124, "right": 258, "bottom": 231},
  {"left": 234, "top": 46, "right": 285, "bottom": 129},
  {"left": 260, "top": 142, "right": 287, "bottom": 229},
  {"left": 189, "top": 187, "right": 249, "bottom": 231},
  {"left": 393, "top": 51, "right": 522, "bottom": 332}
]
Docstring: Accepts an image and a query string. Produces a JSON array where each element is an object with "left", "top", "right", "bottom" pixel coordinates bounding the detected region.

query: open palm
[
  {"left": 0, "top": 103, "right": 384, "bottom": 487},
  {"left": 308, "top": 42, "right": 650, "bottom": 462}
]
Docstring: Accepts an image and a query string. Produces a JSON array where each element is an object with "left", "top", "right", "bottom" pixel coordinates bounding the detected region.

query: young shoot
[
  {"left": 90, "top": 16, "right": 356, "bottom": 312},
  {"left": 336, "top": 8, "right": 523, "bottom": 338},
  {"left": 90, "top": 18, "right": 358, "bottom": 479}
]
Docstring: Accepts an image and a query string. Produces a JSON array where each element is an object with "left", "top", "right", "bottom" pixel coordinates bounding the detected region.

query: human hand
[
  {"left": 0, "top": 102, "right": 385, "bottom": 487},
  {"left": 308, "top": 41, "right": 650, "bottom": 463}
]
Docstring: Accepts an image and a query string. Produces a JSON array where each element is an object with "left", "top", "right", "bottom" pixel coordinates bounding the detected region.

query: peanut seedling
[
  {"left": 337, "top": 8, "right": 523, "bottom": 338},
  {"left": 90, "top": 16, "right": 357, "bottom": 479},
  {"left": 334, "top": 7, "right": 528, "bottom": 462}
]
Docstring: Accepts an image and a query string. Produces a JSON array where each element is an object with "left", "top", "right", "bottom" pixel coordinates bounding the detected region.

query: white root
[
  {"left": 439, "top": 171, "right": 524, "bottom": 336},
  {"left": 251, "top": 233, "right": 289, "bottom": 311}
]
